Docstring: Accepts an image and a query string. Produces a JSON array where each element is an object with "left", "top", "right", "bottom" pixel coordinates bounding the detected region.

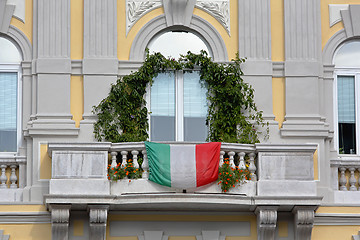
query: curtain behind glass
[
  {"left": 0, "top": 72, "right": 17, "bottom": 152},
  {"left": 338, "top": 75, "right": 356, "bottom": 154},
  {"left": 183, "top": 71, "right": 207, "bottom": 141},
  {"left": 150, "top": 72, "right": 175, "bottom": 141}
]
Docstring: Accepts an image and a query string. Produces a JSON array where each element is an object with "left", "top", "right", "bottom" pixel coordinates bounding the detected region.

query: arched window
[
  {"left": 0, "top": 37, "right": 21, "bottom": 152},
  {"left": 147, "top": 31, "right": 210, "bottom": 141},
  {"left": 335, "top": 41, "right": 360, "bottom": 154}
]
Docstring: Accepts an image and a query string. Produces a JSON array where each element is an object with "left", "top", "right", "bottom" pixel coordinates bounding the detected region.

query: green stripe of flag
[{"left": 145, "top": 141, "right": 171, "bottom": 187}]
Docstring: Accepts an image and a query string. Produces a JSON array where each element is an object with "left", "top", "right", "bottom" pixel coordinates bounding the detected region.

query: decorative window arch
[{"left": 129, "top": 14, "right": 228, "bottom": 61}]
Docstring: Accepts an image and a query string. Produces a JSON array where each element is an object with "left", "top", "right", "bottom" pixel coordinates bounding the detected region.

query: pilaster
[
  {"left": 238, "top": 0, "right": 276, "bottom": 134},
  {"left": 82, "top": 0, "right": 118, "bottom": 124},
  {"left": 51, "top": 205, "right": 71, "bottom": 240},
  {"left": 293, "top": 206, "right": 315, "bottom": 240},
  {"left": 281, "top": 0, "right": 329, "bottom": 138},
  {"left": 88, "top": 205, "right": 109, "bottom": 240},
  {"left": 31, "top": 0, "right": 76, "bottom": 135},
  {"left": 255, "top": 206, "right": 278, "bottom": 240}
]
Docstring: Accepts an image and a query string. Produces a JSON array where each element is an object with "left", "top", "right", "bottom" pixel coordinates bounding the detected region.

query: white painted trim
[
  {"left": 334, "top": 70, "right": 360, "bottom": 155},
  {"left": 315, "top": 213, "right": 360, "bottom": 225},
  {"left": 0, "top": 211, "right": 51, "bottom": 224}
]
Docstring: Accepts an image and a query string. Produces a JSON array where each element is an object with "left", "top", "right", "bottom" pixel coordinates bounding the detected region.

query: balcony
[{"left": 45, "top": 142, "right": 321, "bottom": 211}]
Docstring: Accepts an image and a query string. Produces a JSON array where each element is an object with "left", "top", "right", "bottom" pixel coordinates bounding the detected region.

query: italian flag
[{"left": 145, "top": 141, "right": 221, "bottom": 189}]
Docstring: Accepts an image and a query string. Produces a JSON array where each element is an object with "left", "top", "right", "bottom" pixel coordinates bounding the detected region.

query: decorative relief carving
[
  {"left": 255, "top": 206, "right": 278, "bottom": 240},
  {"left": 126, "top": 0, "right": 162, "bottom": 35},
  {"left": 125, "top": 0, "right": 230, "bottom": 35},
  {"left": 195, "top": 1, "right": 230, "bottom": 35},
  {"left": 293, "top": 207, "right": 315, "bottom": 240},
  {"left": 89, "top": 207, "right": 108, "bottom": 224}
]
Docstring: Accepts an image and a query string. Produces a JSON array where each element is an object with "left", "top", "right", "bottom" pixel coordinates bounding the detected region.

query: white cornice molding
[
  {"left": 0, "top": 211, "right": 51, "bottom": 224},
  {"left": 315, "top": 213, "right": 360, "bottom": 225}
]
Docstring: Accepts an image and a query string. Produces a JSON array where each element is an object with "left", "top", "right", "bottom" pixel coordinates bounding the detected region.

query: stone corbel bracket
[
  {"left": 255, "top": 206, "right": 278, "bottom": 240},
  {"left": 126, "top": 0, "right": 230, "bottom": 35},
  {"left": 293, "top": 206, "right": 315, "bottom": 240}
]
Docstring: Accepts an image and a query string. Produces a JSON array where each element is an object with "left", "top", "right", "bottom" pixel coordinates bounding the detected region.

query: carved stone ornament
[
  {"left": 125, "top": 0, "right": 230, "bottom": 35},
  {"left": 126, "top": 0, "right": 162, "bottom": 35},
  {"left": 51, "top": 205, "right": 71, "bottom": 240},
  {"left": 293, "top": 207, "right": 315, "bottom": 240},
  {"left": 255, "top": 206, "right": 278, "bottom": 240},
  {"left": 195, "top": 0, "right": 230, "bottom": 35},
  {"left": 88, "top": 205, "right": 109, "bottom": 240}
]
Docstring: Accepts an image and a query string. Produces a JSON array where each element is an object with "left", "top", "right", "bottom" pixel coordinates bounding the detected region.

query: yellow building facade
[{"left": 1, "top": 0, "right": 360, "bottom": 239}]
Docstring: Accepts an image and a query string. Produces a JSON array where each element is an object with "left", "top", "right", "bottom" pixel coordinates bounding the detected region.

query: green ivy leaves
[{"left": 93, "top": 50, "right": 268, "bottom": 143}]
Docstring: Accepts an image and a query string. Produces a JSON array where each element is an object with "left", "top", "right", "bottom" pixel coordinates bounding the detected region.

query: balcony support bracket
[{"left": 255, "top": 206, "right": 278, "bottom": 240}]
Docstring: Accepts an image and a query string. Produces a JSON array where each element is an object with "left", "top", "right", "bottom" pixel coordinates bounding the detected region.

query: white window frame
[
  {"left": 334, "top": 68, "right": 360, "bottom": 155},
  {"left": 146, "top": 69, "right": 207, "bottom": 142},
  {"left": 0, "top": 63, "right": 22, "bottom": 154}
]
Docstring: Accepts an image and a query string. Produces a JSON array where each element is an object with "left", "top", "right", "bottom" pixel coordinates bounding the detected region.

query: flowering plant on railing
[
  {"left": 107, "top": 159, "right": 142, "bottom": 182},
  {"left": 218, "top": 158, "right": 250, "bottom": 192}
]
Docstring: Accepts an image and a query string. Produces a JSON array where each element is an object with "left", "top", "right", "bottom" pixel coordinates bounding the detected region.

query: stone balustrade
[
  {"left": 0, "top": 155, "right": 26, "bottom": 189},
  {"left": 0, "top": 155, "right": 26, "bottom": 202},
  {"left": 109, "top": 142, "right": 257, "bottom": 182},
  {"left": 331, "top": 158, "right": 360, "bottom": 191},
  {"left": 47, "top": 142, "right": 318, "bottom": 198}
]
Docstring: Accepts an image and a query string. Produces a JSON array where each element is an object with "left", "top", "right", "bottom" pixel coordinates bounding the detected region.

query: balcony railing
[
  {"left": 0, "top": 155, "right": 26, "bottom": 202},
  {"left": 47, "top": 142, "right": 317, "bottom": 199},
  {"left": 331, "top": 157, "right": 360, "bottom": 191}
]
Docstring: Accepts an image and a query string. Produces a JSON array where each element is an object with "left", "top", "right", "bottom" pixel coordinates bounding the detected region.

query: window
[
  {"left": 147, "top": 31, "right": 209, "bottom": 141},
  {"left": 335, "top": 41, "right": 360, "bottom": 154},
  {"left": 0, "top": 37, "right": 21, "bottom": 152}
]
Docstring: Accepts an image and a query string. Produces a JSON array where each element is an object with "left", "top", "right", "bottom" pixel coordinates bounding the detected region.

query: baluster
[
  {"left": 0, "top": 165, "right": 7, "bottom": 189},
  {"left": 110, "top": 152, "right": 118, "bottom": 168},
  {"left": 219, "top": 151, "right": 225, "bottom": 166},
  {"left": 142, "top": 150, "right": 149, "bottom": 179},
  {"left": 121, "top": 151, "right": 128, "bottom": 168},
  {"left": 10, "top": 165, "right": 17, "bottom": 189},
  {"left": 131, "top": 150, "right": 139, "bottom": 169},
  {"left": 339, "top": 167, "right": 347, "bottom": 191},
  {"left": 248, "top": 153, "right": 257, "bottom": 181},
  {"left": 228, "top": 151, "right": 235, "bottom": 168},
  {"left": 349, "top": 167, "right": 357, "bottom": 191},
  {"left": 238, "top": 152, "right": 246, "bottom": 170}
]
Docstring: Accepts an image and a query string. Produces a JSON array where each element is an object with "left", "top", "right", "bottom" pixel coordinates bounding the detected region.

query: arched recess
[{"left": 129, "top": 14, "right": 228, "bottom": 61}]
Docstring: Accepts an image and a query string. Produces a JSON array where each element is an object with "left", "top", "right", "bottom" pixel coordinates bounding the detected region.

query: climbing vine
[{"left": 93, "top": 50, "right": 268, "bottom": 144}]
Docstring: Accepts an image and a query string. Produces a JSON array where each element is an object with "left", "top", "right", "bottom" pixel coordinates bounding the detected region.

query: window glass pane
[
  {"left": 150, "top": 72, "right": 175, "bottom": 141},
  {"left": 334, "top": 41, "right": 360, "bottom": 68},
  {"left": 0, "top": 73, "right": 17, "bottom": 152},
  {"left": 0, "top": 38, "right": 21, "bottom": 63},
  {"left": 184, "top": 71, "right": 207, "bottom": 141},
  {"left": 148, "top": 32, "right": 209, "bottom": 59},
  {"left": 338, "top": 75, "right": 356, "bottom": 154}
]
